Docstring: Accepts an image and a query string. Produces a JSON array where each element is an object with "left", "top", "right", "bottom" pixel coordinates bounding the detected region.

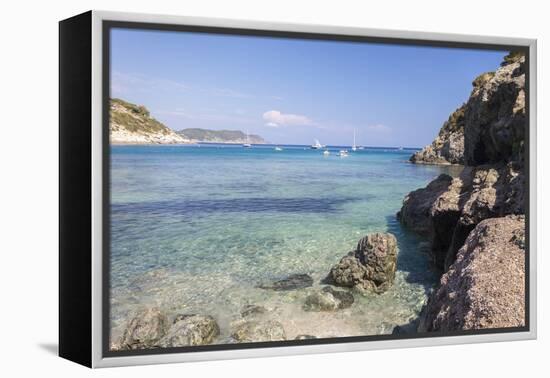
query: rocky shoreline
[
  {"left": 110, "top": 51, "right": 527, "bottom": 350},
  {"left": 111, "top": 232, "right": 400, "bottom": 350},
  {"left": 399, "top": 51, "right": 526, "bottom": 332}
]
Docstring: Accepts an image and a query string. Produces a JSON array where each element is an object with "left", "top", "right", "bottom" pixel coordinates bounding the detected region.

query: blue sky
[{"left": 111, "top": 28, "right": 508, "bottom": 147}]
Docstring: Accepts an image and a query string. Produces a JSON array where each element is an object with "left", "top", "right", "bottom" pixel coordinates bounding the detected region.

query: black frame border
[{"left": 101, "top": 19, "right": 531, "bottom": 359}]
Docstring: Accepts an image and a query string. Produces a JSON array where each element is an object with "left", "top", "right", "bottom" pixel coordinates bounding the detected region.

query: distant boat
[
  {"left": 274, "top": 146, "right": 283, "bottom": 151},
  {"left": 323, "top": 150, "right": 330, "bottom": 156},
  {"left": 243, "top": 130, "right": 251, "bottom": 148},
  {"left": 338, "top": 149, "right": 349, "bottom": 157},
  {"left": 398, "top": 146, "right": 403, "bottom": 151},
  {"left": 311, "top": 139, "right": 324, "bottom": 149},
  {"left": 352, "top": 129, "right": 357, "bottom": 151}
]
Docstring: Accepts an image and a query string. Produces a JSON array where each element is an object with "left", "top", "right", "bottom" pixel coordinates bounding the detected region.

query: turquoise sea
[{"left": 109, "top": 144, "right": 460, "bottom": 343}]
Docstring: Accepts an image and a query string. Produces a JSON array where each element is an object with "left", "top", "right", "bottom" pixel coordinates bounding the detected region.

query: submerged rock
[
  {"left": 117, "top": 308, "right": 168, "bottom": 350},
  {"left": 258, "top": 273, "right": 313, "bottom": 291},
  {"left": 241, "top": 305, "right": 267, "bottom": 318},
  {"left": 158, "top": 314, "right": 219, "bottom": 348},
  {"left": 303, "top": 286, "right": 354, "bottom": 312},
  {"left": 329, "top": 233, "right": 397, "bottom": 294},
  {"left": 419, "top": 215, "right": 526, "bottom": 331},
  {"left": 231, "top": 320, "right": 287, "bottom": 342}
]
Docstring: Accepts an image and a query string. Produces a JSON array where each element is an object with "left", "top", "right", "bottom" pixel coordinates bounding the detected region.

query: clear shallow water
[{"left": 109, "top": 144, "right": 459, "bottom": 344}]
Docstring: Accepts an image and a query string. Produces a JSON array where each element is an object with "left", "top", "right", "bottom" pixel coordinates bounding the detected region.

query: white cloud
[
  {"left": 366, "top": 124, "right": 391, "bottom": 133},
  {"left": 262, "top": 110, "right": 315, "bottom": 127}
]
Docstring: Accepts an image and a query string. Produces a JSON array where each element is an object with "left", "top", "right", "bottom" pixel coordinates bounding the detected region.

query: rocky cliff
[
  {"left": 418, "top": 215, "right": 525, "bottom": 331},
  {"left": 399, "top": 51, "right": 527, "bottom": 331},
  {"left": 410, "top": 51, "right": 525, "bottom": 166},
  {"left": 410, "top": 104, "right": 466, "bottom": 165},
  {"left": 110, "top": 98, "right": 191, "bottom": 144}
]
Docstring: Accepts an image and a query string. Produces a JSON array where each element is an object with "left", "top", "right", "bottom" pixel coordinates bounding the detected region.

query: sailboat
[
  {"left": 352, "top": 129, "right": 357, "bottom": 151},
  {"left": 311, "top": 139, "right": 324, "bottom": 149},
  {"left": 243, "top": 130, "right": 251, "bottom": 148}
]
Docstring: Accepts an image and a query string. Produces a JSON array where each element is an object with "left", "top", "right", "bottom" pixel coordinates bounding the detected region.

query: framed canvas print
[{"left": 59, "top": 10, "right": 537, "bottom": 368}]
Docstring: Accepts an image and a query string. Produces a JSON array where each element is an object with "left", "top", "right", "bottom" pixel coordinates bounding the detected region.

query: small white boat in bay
[
  {"left": 323, "top": 150, "right": 330, "bottom": 156},
  {"left": 352, "top": 129, "right": 357, "bottom": 151},
  {"left": 338, "top": 149, "right": 349, "bottom": 157},
  {"left": 274, "top": 146, "right": 283, "bottom": 151}
]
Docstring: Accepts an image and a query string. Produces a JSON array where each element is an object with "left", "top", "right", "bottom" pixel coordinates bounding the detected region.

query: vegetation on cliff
[{"left": 110, "top": 98, "right": 190, "bottom": 144}]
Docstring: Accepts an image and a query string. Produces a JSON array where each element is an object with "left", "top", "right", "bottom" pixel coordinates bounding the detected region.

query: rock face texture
[
  {"left": 110, "top": 98, "right": 191, "bottom": 144},
  {"left": 399, "top": 52, "right": 527, "bottom": 332},
  {"left": 400, "top": 162, "right": 525, "bottom": 270},
  {"left": 329, "top": 233, "right": 397, "bottom": 294},
  {"left": 158, "top": 314, "right": 220, "bottom": 348},
  {"left": 115, "top": 309, "right": 219, "bottom": 350},
  {"left": 418, "top": 216, "right": 526, "bottom": 331},
  {"left": 231, "top": 320, "right": 287, "bottom": 342},
  {"left": 463, "top": 54, "right": 526, "bottom": 165},
  {"left": 410, "top": 105, "right": 466, "bottom": 165},
  {"left": 411, "top": 52, "right": 525, "bottom": 167},
  {"left": 117, "top": 308, "right": 168, "bottom": 350},
  {"left": 397, "top": 174, "right": 455, "bottom": 236}
]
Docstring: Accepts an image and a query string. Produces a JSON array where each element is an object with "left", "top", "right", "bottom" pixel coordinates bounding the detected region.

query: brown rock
[
  {"left": 399, "top": 163, "right": 524, "bottom": 270},
  {"left": 329, "top": 233, "right": 397, "bottom": 294},
  {"left": 463, "top": 53, "right": 526, "bottom": 165},
  {"left": 117, "top": 308, "right": 168, "bottom": 350},
  {"left": 157, "top": 314, "right": 219, "bottom": 348},
  {"left": 419, "top": 215, "right": 526, "bottom": 331},
  {"left": 398, "top": 174, "right": 454, "bottom": 236},
  {"left": 410, "top": 104, "right": 466, "bottom": 165}
]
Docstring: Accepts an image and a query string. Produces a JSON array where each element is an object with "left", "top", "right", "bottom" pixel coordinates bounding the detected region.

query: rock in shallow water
[
  {"left": 329, "top": 233, "right": 397, "bottom": 294},
  {"left": 258, "top": 273, "right": 313, "bottom": 291},
  {"left": 115, "top": 310, "right": 220, "bottom": 350},
  {"left": 241, "top": 304, "right": 267, "bottom": 318},
  {"left": 231, "top": 320, "right": 286, "bottom": 342},
  {"left": 158, "top": 314, "right": 220, "bottom": 348},
  {"left": 117, "top": 308, "right": 168, "bottom": 350},
  {"left": 303, "top": 286, "right": 354, "bottom": 312}
]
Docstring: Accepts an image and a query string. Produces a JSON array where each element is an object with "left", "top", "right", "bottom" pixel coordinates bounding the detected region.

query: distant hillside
[
  {"left": 177, "top": 128, "right": 267, "bottom": 144},
  {"left": 110, "top": 98, "right": 191, "bottom": 144}
]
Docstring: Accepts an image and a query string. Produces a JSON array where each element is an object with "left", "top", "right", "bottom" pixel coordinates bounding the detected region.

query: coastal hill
[
  {"left": 177, "top": 128, "right": 267, "bottom": 144},
  {"left": 109, "top": 98, "right": 267, "bottom": 145},
  {"left": 398, "top": 51, "right": 526, "bottom": 332},
  {"left": 110, "top": 98, "right": 191, "bottom": 144}
]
